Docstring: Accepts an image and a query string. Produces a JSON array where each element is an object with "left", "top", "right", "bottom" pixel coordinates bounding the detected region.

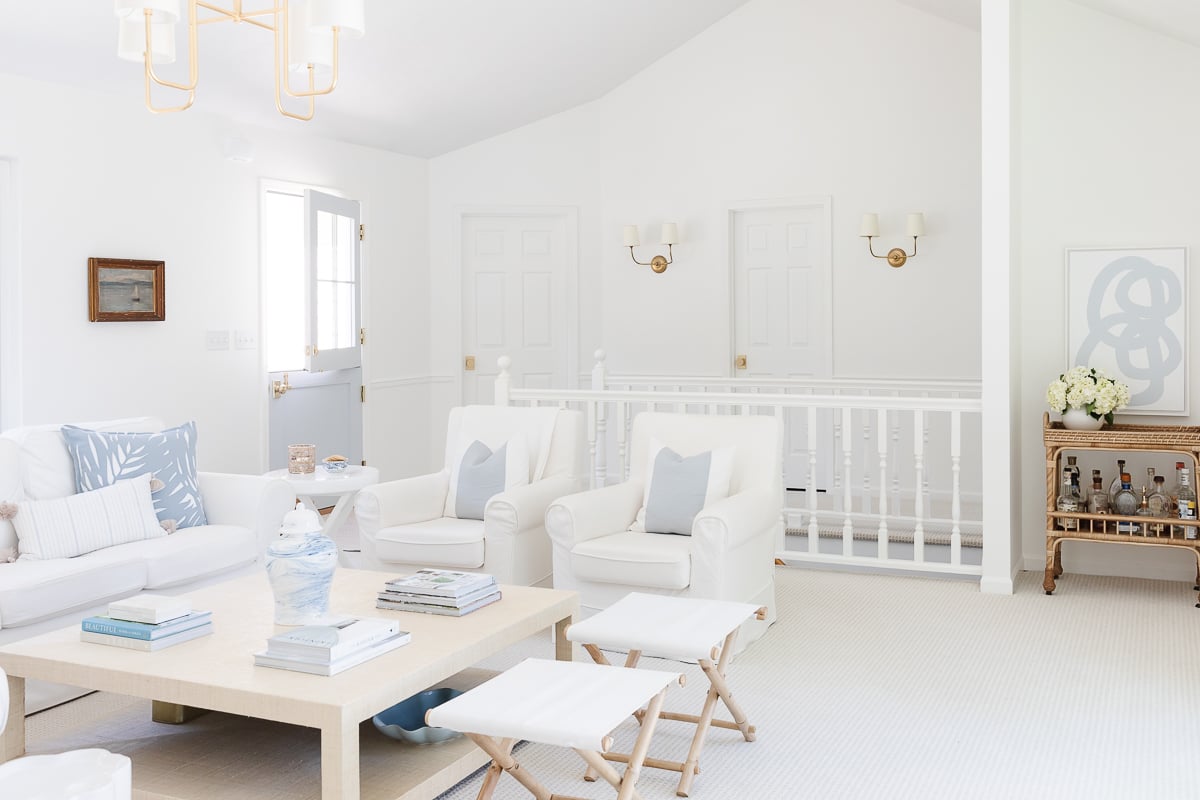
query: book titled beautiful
[
  {"left": 80, "top": 623, "right": 212, "bottom": 651},
  {"left": 82, "top": 610, "right": 213, "bottom": 640}
]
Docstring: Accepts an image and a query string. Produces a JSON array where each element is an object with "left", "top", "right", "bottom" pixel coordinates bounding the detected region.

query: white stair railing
[{"left": 496, "top": 352, "right": 983, "bottom": 577}]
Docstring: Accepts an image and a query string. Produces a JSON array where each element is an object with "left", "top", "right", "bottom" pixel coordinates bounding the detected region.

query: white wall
[
  {"left": 0, "top": 74, "right": 429, "bottom": 479},
  {"left": 429, "top": 0, "right": 982, "bottom": 417},
  {"left": 1020, "top": 0, "right": 1200, "bottom": 579}
]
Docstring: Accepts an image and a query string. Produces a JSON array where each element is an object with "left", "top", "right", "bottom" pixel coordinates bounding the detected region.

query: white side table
[{"left": 264, "top": 465, "right": 380, "bottom": 538}]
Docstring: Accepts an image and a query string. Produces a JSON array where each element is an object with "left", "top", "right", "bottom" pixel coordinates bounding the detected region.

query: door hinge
[
  {"left": 359, "top": 224, "right": 365, "bottom": 241},
  {"left": 359, "top": 327, "right": 366, "bottom": 345},
  {"left": 305, "top": 344, "right": 320, "bottom": 357},
  {"left": 360, "top": 385, "right": 366, "bottom": 403}
]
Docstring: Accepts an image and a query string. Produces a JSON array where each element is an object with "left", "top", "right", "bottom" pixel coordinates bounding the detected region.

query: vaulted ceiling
[{"left": 6, "top": 2, "right": 1194, "bottom": 159}]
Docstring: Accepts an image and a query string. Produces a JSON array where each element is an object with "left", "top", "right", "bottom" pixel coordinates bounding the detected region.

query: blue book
[{"left": 81, "top": 610, "right": 213, "bottom": 640}]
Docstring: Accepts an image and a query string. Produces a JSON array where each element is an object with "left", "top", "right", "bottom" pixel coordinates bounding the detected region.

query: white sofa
[
  {"left": 0, "top": 417, "right": 295, "bottom": 712},
  {"left": 355, "top": 405, "right": 585, "bottom": 586}
]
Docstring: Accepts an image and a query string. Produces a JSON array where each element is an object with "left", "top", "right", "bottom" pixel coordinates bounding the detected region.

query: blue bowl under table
[{"left": 373, "top": 687, "right": 464, "bottom": 745}]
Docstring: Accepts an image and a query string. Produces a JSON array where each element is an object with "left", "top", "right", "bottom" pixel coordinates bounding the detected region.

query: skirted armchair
[
  {"left": 545, "top": 412, "right": 781, "bottom": 647},
  {"left": 355, "top": 405, "right": 585, "bottom": 586}
]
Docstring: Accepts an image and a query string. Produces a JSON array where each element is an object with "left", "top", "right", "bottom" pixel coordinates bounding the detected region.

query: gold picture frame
[{"left": 88, "top": 257, "right": 165, "bottom": 322}]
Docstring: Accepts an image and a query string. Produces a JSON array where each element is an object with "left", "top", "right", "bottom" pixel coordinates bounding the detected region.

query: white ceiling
[
  {"left": 6, "top": 2, "right": 1194, "bottom": 159},
  {"left": 0, "top": 1, "right": 755, "bottom": 158}
]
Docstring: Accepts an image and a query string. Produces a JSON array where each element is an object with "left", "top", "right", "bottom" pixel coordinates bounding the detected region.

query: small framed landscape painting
[
  {"left": 88, "top": 257, "right": 165, "bottom": 322},
  {"left": 1065, "top": 246, "right": 1188, "bottom": 415}
]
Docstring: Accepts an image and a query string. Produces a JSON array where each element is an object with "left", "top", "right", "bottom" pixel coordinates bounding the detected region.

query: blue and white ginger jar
[{"left": 265, "top": 502, "right": 338, "bottom": 626}]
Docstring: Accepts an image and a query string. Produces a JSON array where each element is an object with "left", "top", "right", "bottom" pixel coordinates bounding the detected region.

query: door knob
[
  {"left": 464, "top": 355, "right": 476, "bottom": 371},
  {"left": 735, "top": 355, "right": 748, "bottom": 370},
  {"left": 272, "top": 373, "right": 291, "bottom": 399}
]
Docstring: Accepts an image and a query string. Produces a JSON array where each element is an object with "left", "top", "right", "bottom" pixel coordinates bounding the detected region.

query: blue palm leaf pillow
[{"left": 61, "top": 421, "right": 207, "bottom": 530}]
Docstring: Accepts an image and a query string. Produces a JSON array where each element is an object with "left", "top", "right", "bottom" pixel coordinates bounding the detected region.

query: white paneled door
[
  {"left": 461, "top": 214, "right": 569, "bottom": 404},
  {"left": 732, "top": 201, "right": 833, "bottom": 490}
]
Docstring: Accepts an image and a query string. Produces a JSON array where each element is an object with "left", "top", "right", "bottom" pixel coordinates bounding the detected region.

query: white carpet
[{"left": 27, "top": 567, "right": 1200, "bottom": 799}]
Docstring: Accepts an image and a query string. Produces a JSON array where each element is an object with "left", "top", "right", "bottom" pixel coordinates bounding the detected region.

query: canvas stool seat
[
  {"left": 426, "top": 658, "right": 683, "bottom": 800},
  {"left": 565, "top": 592, "right": 765, "bottom": 797}
]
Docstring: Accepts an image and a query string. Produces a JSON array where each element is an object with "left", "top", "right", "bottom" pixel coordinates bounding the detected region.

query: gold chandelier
[{"left": 114, "top": 0, "right": 365, "bottom": 120}]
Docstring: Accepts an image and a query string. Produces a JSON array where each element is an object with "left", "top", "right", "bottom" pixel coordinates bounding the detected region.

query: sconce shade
[
  {"left": 309, "top": 0, "right": 366, "bottom": 38},
  {"left": 660, "top": 223, "right": 679, "bottom": 245},
  {"left": 113, "top": 0, "right": 181, "bottom": 23},
  {"left": 117, "top": 17, "right": 176, "bottom": 63},
  {"left": 623, "top": 225, "right": 641, "bottom": 247},
  {"left": 906, "top": 213, "right": 926, "bottom": 237},
  {"left": 859, "top": 213, "right": 880, "bottom": 238}
]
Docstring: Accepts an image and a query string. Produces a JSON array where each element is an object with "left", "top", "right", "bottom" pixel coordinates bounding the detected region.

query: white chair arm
[
  {"left": 546, "top": 481, "right": 645, "bottom": 549},
  {"left": 355, "top": 471, "right": 450, "bottom": 535},
  {"left": 198, "top": 472, "right": 296, "bottom": 554},
  {"left": 485, "top": 475, "right": 583, "bottom": 538},
  {"left": 692, "top": 488, "right": 781, "bottom": 551}
]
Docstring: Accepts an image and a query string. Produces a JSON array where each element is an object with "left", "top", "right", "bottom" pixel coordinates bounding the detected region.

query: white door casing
[
  {"left": 730, "top": 199, "right": 833, "bottom": 491},
  {"left": 459, "top": 211, "right": 576, "bottom": 404}
]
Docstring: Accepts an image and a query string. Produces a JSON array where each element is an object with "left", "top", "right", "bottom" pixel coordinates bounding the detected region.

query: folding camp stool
[
  {"left": 426, "top": 657, "right": 684, "bottom": 800},
  {"left": 565, "top": 593, "right": 766, "bottom": 797}
]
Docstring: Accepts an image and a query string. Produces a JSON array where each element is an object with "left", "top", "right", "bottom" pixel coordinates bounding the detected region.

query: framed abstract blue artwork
[{"left": 1065, "top": 246, "right": 1188, "bottom": 415}]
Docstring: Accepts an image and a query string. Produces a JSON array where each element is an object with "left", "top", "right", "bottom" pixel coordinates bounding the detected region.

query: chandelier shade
[{"left": 113, "top": 0, "right": 365, "bottom": 120}]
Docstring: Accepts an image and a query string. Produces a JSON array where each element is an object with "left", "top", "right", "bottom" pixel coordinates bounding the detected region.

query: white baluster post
[
  {"left": 876, "top": 407, "right": 888, "bottom": 560},
  {"left": 950, "top": 410, "right": 962, "bottom": 566},
  {"left": 591, "top": 349, "right": 608, "bottom": 488},
  {"left": 807, "top": 407, "right": 819, "bottom": 553},
  {"left": 841, "top": 406, "right": 854, "bottom": 555},
  {"left": 495, "top": 356, "right": 512, "bottom": 407},
  {"left": 912, "top": 411, "right": 926, "bottom": 564}
]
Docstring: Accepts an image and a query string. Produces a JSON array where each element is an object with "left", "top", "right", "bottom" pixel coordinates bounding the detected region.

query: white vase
[
  {"left": 265, "top": 503, "right": 338, "bottom": 626},
  {"left": 1061, "top": 408, "right": 1103, "bottom": 431}
]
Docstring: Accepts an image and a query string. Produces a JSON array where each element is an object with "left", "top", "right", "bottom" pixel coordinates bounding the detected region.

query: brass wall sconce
[
  {"left": 860, "top": 212, "right": 924, "bottom": 268},
  {"left": 623, "top": 223, "right": 679, "bottom": 273}
]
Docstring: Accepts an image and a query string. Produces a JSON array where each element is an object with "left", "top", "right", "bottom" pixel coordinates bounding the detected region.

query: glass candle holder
[{"left": 287, "top": 444, "right": 316, "bottom": 475}]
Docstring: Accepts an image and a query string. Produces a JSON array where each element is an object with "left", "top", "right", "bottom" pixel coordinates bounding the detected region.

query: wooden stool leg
[
  {"left": 576, "top": 750, "right": 644, "bottom": 800},
  {"left": 466, "top": 733, "right": 554, "bottom": 800},
  {"left": 583, "top": 645, "right": 644, "bottom": 783},
  {"left": 677, "top": 677, "right": 720, "bottom": 797},
  {"left": 476, "top": 738, "right": 515, "bottom": 799},
  {"left": 616, "top": 687, "right": 668, "bottom": 800}
]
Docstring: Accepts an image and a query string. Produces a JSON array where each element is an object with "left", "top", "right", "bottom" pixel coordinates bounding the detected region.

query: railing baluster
[
  {"left": 585, "top": 398, "right": 598, "bottom": 490},
  {"left": 950, "top": 410, "right": 962, "bottom": 566},
  {"left": 861, "top": 409, "right": 872, "bottom": 515},
  {"left": 913, "top": 410, "right": 926, "bottom": 564},
  {"left": 617, "top": 401, "right": 629, "bottom": 482},
  {"left": 891, "top": 390, "right": 902, "bottom": 516},
  {"left": 877, "top": 407, "right": 888, "bottom": 560},
  {"left": 841, "top": 406, "right": 854, "bottom": 555},
  {"left": 807, "top": 406, "right": 819, "bottom": 553}
]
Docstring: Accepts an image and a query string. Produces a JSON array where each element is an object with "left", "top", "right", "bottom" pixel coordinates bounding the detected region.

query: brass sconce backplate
[
  {"left": 887, "top": 248, "right": 908, "bottom": 268},
  {"left": 650, "top": 255, "right": 670, "bottom": 274}
]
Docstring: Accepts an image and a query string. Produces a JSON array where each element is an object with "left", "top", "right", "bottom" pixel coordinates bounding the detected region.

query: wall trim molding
[{"left": 370, "top": 374, "right": 454, "bottom": 389}]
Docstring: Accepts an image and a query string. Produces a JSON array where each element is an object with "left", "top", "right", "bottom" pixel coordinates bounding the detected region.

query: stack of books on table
[
  {"left": 254, "top": 616, "right": 411, "bottom": 676},
  {"left": 80, "top": 594, "right": 212, "bottom": 651},
  {"left": 376, "top": 569, "right": 501, "bottom": 617}
]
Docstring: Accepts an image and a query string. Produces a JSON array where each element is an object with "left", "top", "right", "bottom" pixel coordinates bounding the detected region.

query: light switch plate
[
  {"left": 234, "top": 330, "right": 257, "bottom": 350},
  {"left": 205, "top": 330, "right": 230, "bottom": 350}
]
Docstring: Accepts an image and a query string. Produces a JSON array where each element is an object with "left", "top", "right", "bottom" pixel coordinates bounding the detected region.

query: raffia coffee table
[{"left": 0, "top": 569, "right": 577, "bottom": 800}]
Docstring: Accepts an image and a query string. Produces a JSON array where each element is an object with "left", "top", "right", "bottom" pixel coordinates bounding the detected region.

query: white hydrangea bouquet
[{"left": 1046, "top": 366, "right": 1131, "bottom": 425}]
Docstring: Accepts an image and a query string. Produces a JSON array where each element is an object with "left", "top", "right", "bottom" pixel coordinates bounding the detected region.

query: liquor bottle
[
  {"left": 1179, "top": 467, "right": 1198, "bottom": 540},
  {"left": 1170, "top": 461, "right": 1186, "bottom": 515},
  {"left": 1146, "top": 466, "right": 1156, "bottom": 493},
  {"left": 1135, "top": 487, "right": 1153, "bottom": 535},
  {"left": 1056, "top": 467, "right": 1080, "bottom": 531},
  {"left": 1148, "top": 475, "right": 1170, "bottom": 537},
  {"left": 1112, "top": 472, "right": 1138, "bottom": 534},
  {"left": 1087, "top": 470, "right": 1109, "bottom": 516},
  {"left": 1109, "top": 459, "right": 1128, "bottom": 502},
  {"left": 1067, "top": 456, "right": 1080, "bottom": 493}
]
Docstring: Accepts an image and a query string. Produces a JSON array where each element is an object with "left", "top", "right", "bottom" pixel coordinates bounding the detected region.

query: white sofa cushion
[
  {"left": 12, "top": 474, "right": 164, "bottom": 560},
  {"left": 0, "top": 548, "right": 148, "bottom": 628},
  {"left": 570, "top": 531, "right": 691, "bottom": 590},
  {"left": 3, "top": 417, "right": 162, "bottom": 501},
  {"left": 375, "top": 518, "right": 485, "bottom": 569},
  {"left": 109, "top": 524, "right": 257, "bottom": 589}
]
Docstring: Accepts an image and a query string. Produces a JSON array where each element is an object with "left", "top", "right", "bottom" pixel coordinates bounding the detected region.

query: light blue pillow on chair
[{"left": 62, "top": 421, "right": 207, "bottom": 530}]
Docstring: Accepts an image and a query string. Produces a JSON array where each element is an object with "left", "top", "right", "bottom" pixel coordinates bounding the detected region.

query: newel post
[{"left": 495, "top": 356, "right": 512, "bottom": 407}]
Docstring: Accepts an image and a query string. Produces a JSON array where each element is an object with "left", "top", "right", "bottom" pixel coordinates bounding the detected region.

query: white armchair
[
  {"left": 355, "top": 406, "right": 585, "bottom": 586},
  {"left": 546, "top": 412, "right": 781, "bottom": 646}
]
